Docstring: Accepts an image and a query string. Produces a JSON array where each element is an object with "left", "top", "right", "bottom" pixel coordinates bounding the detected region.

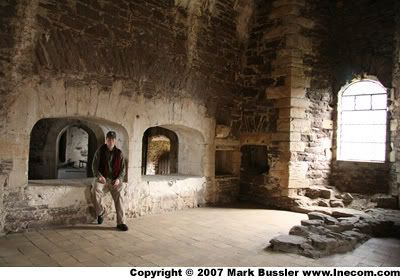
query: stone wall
[
  {"left": 300, "top": 0, "right": 335, "bottom": 188},
  {"left": 2, "top": 79, "right": 215, "bottom": 232},
  {"left": 389, "top": 1, "right": 400, "bottom": 206},
  {"left": 0, "top": 0, "right": 252, "bottom": 233},
  {"left": 330, "top": 0, "right": 396, "bottom": 194},
  {"left": 32, "top": 0, "right": 243, "bottom": 119},
  {"left": 332, "top": 162, "right": 389, "bottom": 194},
  {"left": 235, "top": 0, "right": 334, "bottom": 206},
  {"left": 1, "top": 0, "right": 400, "bottom": 233},
  {"left": 65, "top": 126, "right": 88, "bottom": 168},
  {"left": 235, "top": 0, "right": 398, "bottom": 207}
]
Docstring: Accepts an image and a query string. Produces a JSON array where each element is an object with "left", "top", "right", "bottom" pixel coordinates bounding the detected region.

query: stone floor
[{"left": 0, "top": 205, "right": 399, "bottom": 267}]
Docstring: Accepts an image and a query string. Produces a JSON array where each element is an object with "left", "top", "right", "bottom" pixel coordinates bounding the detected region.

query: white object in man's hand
[{"left": 99, "top": 176, "right": 106, "bottom": 184}]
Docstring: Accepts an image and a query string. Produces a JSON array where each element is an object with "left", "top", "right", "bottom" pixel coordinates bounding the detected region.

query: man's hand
[
  {"left": 113, "top": 179, "right": 120, "bottom": 187},
  {"left": 99, "top": 176, "right": 106, "bottom": 184}
]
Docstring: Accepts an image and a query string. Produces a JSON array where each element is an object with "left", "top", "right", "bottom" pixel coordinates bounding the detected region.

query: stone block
[
  {"left": 342, "top": 230, "right": 368, "bottom": 242},
  {"left": 290, "top": 97, "right": 310, "bottom": 108},
  {"left": 324, "top": 222, "right": 353, "bottom": 233},
  {"left": 266, "top": 86, "right": 290, "bottom": 99},
  {"left": 307, "top": 212, "right": 338, "bottom": 225},
  {"left": 301, "top": 219, "right": 324, "bottom": 226},
  {"left": 391, "top": 119, "right": 397, "bottom": 131},
  {"left": 280, "top": 188, "right": 297, "bottom": 197},
  {"left": 290, "top": 119, "right": 311, "bottom": 133},
  {"left": 269, "top": 234, "right": 308, "bottom": 254},
  {"left": 289, "top": 161, "right": 308, "bottom": 179},
  {"left": 277, "top": 119, "right": 290, "bottom": 132},
  {"left": 215, "top": 125, "right": 230, "bottom": 138},
  {"left": 290, "top": 107, "right": 306, "bottom": 118},
  {"left": 290, "top": 77, "right": 311, "bottom": 89},
  {"left": 289, "top": 141, "right": 306, "bottom": 152},
  {"left": 271, "top": 132, "right": 290, "bottom": 142},
  {"left": 317, "top": 200, "right": 330, "bottom": 207},
  {"left": 240, "top": 133, "right": 272, "bottom": 145},
  {"left": 287, "top": 178, "right": 309, "bottom": 189},
  {"left": 330, "top": 200, "right": 344, "bottom": 208},
  {"left": 290, "top": 87, "right": 307, "bottom": 98},
  {"left": 273, "top": 98, "right": 291, "bottom": 109},
  {"left": 340, "top": 193, "right": 353, "bottom": 205},
  {"left": 322, "top": 119, "right": 333, "bottom": 129},
  {"left": 289, "top": 225, "right": 310, "bottom": 237},
  {"left": 309, "top": 234, "right": 337, "bottom": 251},
  {"left": 304, "top": 187, "right": 332, "bottom": 199}
]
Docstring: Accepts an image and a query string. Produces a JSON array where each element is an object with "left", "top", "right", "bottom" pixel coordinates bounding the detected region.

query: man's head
[{"left": 105, "top": 131, "right": 117, "bottom": 150}]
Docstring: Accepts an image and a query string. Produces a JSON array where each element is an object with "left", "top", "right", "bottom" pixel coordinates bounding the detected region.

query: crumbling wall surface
[
  {"left": 0, "top": 0, "right": 246, "bottom": 233},
  {"left": 300, "top": 0, "right": 335, "bottom": 188},
  {"left": 330, "top": 0, "right": 396, "bottom": 195}
]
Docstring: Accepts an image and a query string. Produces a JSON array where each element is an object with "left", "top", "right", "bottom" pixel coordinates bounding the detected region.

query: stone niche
[
  {"left": 29, "top": 118, "right": 106, "bottom": 180},
  {"left": 142, "top": 126, "right": 178, "bottom": 175}
]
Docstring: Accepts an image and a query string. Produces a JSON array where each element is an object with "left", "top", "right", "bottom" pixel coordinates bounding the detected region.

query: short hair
[{"left": 106, "top": 131, "right": 116, "bottom": 139}]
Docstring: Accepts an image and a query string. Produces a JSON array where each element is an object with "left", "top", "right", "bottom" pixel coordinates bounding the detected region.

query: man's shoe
[
  {"left": 97, "top": 212, "right": 104, "bottom": 225},
  {"left": 116, "top": 224, "right": 128, "bottom": 231}
]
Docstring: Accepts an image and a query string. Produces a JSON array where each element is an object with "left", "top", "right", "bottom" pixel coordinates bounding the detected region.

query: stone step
[
  {"left": 301, "top": 187, "right": 333, "bottom": 200},
  {"left": 291, "top": 205, "right": 370, "bottom": 218}
]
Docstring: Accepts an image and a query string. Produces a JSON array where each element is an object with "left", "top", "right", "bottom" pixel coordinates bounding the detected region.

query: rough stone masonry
[{"left": 0, "top": 0, "right": 399, "bottom": 238}]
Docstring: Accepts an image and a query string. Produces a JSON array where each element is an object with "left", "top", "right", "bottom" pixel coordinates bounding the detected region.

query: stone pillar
[{"left": 265, "top": 0, "right": 314, "bottom": 198}]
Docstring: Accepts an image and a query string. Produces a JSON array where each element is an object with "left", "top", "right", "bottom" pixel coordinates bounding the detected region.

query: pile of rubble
[{"left": 269, "top": 208, "right": 400, "bottom": 258}]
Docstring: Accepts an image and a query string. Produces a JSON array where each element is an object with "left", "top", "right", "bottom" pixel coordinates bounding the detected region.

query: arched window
[{"left": 338, "top": 79, "right": 387, "bottom": 162}]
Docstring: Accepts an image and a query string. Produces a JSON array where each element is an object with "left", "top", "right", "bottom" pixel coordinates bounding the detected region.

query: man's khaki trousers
[{"left": 91, "top": 179, "right": 126, "bottom": 225}]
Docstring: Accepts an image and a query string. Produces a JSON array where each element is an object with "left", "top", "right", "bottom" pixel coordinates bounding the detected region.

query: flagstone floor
[{"left": 0, "top": 205, "right": 399, "bottom": 267}]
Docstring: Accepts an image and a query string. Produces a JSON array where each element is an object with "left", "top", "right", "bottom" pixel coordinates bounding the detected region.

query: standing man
[{"left": 92, "top": 131, "right": 128, "bottom": 231}]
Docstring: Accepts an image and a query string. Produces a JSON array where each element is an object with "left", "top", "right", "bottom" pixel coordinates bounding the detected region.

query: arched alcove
[
  {"left": 142, "top": 127, "right": 178, "bottom": 175},
  {"left": 29, "top": 118, "right": 104, "bottom": 180},
  {"left": 28, "top": 117, "right": 129, "bottom": 181},
  {"left": 141, "top": 125, "right": 206, "bottom": 177}
]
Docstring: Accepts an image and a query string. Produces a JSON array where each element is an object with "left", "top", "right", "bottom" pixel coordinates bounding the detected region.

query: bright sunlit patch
[{"left": 339, "top": 80, "right": 387, "bottom": 162}]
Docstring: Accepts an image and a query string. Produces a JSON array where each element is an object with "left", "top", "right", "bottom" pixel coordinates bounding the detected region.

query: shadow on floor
[{"left": 57, "top": 225, "right": 117, "bottom": 231}]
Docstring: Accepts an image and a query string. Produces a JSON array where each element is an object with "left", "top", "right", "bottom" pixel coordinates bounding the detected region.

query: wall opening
[
  {"left": 57, "top": 126, "right": 89, "bottom": 179},
  {"left": 240, "top": 145, "right": 269, "bottom": 175},
  {"left": 338, "top": 79, "right": 388, "bottom": 162},
  {"left": 239, "top": 145, "right": 269, "bottom": 199},
  {"left": 215, "top": 150, "right": 236, "bottom": 176},
  {"left": 141, "top": 125, "right": 206, "bottom": 177},
  {"left": 29, "top": 119, "right": 101, "bottom": 180},
  {"left": 142, "top": 127, "right": 178, "bottom": 175}
]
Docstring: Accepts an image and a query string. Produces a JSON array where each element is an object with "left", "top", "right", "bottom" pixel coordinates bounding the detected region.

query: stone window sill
[
  {"left": 141, "top": 175, "right": 203, "bottom": 182},
  {"left": 28, "top": 178, "right": 94, "bottom": 187}
]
